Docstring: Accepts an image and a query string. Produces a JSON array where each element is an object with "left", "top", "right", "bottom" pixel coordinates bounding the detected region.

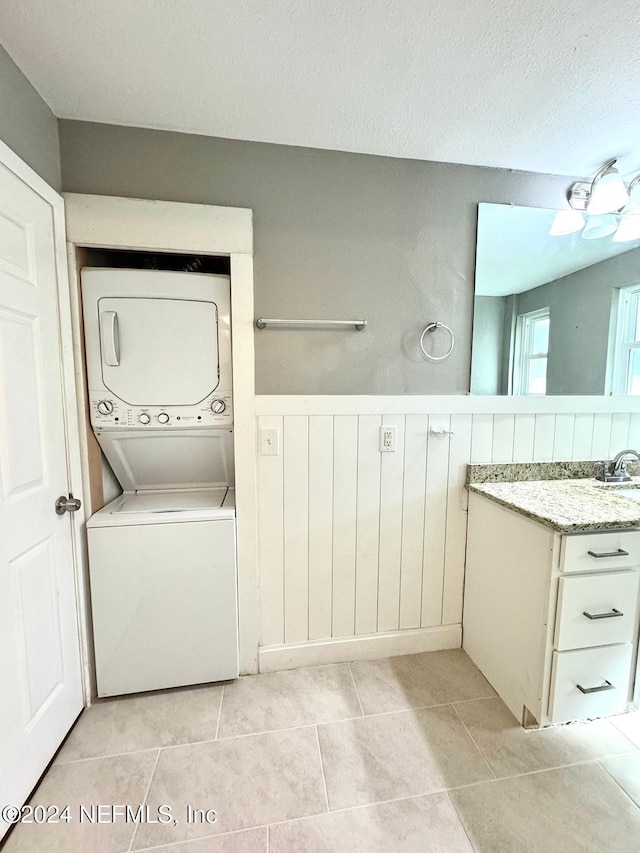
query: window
[
  {"left": 514, "top": 308, "right": 550, "bottom": 395},
  {"left": 612, "top": 283, "right": 640, "bottom": 395}
]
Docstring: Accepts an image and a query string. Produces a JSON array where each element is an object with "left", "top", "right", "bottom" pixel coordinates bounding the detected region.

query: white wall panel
[
  {"left": 629, "top": 413, "right": 640, "bottom": 449},
  {"left": 572, "top": 414, "right": 594, "bottom": 460},
  {"left": 256, "top": 399, "right": 639, "bottom": 660},
  {"left": 256, "top": 416, "right": 284, "bottom": 645},
  {"left": 591, "top": 413, "right": 613, "bottom": 458},
  {"left": 354, "top": 415, "right": 382, "bottom": 635},
  {"left": 421, "top": 415, "right": 451, "bottom": 628},
  {"left": 442, "top": 414, "right": 473, "bottom": 625},
  {"left": 377, "top": 415, "right": 406, "bottom": 632},
  {"left": 533, "top": 413, "right": 556, "bottom": 461},
  {"left": 491, "top": 414, "right": 515, "bottom": 463},
  {"left": 308, "top": 416, "right": 334, "bottom": 640},
  {"left": 609, "top": 413, "right": 631, "bottom": 456},
  {"left": 470, "top": 414, "right": 493, "bottom": 463},
  {"left": 331, "top": 416, "right": 358, "bottom": 638},
  {"left": 282, "top": 416, "right": 309, "bottom": 643},
  {"left": 512, "top": 413, "right": 536, "bottom": 461},
  {"left": 399, "top": 416, "right": 428, "bottom": 630},
  {"left": 552, "top": 414, "right": 574, "bottom": 460}
]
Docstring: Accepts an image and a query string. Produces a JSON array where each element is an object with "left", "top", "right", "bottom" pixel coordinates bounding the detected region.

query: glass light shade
[
  {"left": 582, "top": 214, "right": 618, "bottom": 240},
  {"left": 622, "top": 182, "right": 640, "bottom": 215},
  {"left": 586, "top": 167, "right": 630, "bottom": 215},
  {"left": 613, "top": 214, "right": 640, "bottom": 243},
  {"left": 549, "top": 209, "right": 585, "bottom": 236}
]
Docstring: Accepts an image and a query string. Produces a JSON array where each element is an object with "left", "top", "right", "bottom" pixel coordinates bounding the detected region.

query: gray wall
[
  {"left": 516, "top": 247, "right": 640, "bottom": 395},
  {"left": 59, "top": 120, "right": 575, "bottom": 394},
  {"left": 0, "top": 44, "right": 61, "bottom": 189},
  {"left": 470, "top": 296, "right": 506, "bottom": 395}
]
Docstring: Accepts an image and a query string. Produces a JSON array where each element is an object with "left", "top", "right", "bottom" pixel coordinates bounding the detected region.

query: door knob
[{"left": 55, "top": 493, "right": 82, "bottom": 515}]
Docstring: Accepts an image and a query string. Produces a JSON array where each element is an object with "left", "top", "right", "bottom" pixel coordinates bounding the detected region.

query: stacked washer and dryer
[{"left": 82, "top": 268, "right": 239, "bottom": 697}]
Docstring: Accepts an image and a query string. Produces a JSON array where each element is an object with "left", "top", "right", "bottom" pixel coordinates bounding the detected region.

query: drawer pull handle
[
  {"left": 587, "top": 549, "right": 629, "bottom": 558},
  {"left": 577, "top": 680, "right": 615, "bottom": 695},
  {"left": 583, "top": 608, "right": 624, "bottom": 620}
]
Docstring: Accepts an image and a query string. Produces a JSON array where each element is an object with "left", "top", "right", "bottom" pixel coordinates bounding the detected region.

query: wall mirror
[{"left": 471, "top": 203, "right": 640, "bottom": 395}]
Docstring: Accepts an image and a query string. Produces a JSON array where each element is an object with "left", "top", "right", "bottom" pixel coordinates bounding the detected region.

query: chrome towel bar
[{"left": 256, "top": 318, "right": 367, "bottom": 330}]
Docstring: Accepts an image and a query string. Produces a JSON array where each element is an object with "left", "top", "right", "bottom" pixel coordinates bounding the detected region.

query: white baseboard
[{"left": 258, "top": 624, "right": 462, "bottom": 672}]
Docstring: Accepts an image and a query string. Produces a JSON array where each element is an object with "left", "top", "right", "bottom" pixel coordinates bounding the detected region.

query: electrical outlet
[
  {"left": 260, "top": 427, "right": 280, "bottom": 456},
  {"left": 380, "top": 425, "right": 396, "bottom": 452}
]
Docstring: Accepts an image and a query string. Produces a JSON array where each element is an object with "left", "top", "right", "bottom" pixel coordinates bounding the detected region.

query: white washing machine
[{"left": 82, "top": 268, "right": 239, "bottom": 697}]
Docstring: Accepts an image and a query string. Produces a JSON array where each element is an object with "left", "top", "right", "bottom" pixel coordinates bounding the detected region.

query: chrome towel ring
[{"left": 419, "top": 322, "right": 455, "bottom": 362}]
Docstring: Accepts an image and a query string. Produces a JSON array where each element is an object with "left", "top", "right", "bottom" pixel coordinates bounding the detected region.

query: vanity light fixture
[
  {"left": 613, "top": 175, "right": 640, "bottom": 243},
  {"left": 625, "top": 175, "right": 640, "bottom": 213},
  {"left": 586, "top": 160, "right": 629, "bottom": 214},
  {"left": 568, "top": 159, "right": 629, "bottom": 215},
  {"left": 549, "top": 159, "right": 640, "bottom": 241},
  {"left": 613, "top": 216, "right": 640, "bottom": 243}
]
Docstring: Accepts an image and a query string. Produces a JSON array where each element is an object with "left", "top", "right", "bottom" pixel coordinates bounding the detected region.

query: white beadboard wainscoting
[{"left": 255, "top": 396, "right": 640, "bottom": 671}]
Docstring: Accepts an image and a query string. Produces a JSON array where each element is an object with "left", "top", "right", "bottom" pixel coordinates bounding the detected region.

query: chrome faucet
[{"left": 596, "top": 449, "right": 640, "bottom": 483}]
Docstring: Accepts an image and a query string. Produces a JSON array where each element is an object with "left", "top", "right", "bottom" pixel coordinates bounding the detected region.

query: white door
[{"left": 0, "top": 153, "right": 83, "bottom": 840}]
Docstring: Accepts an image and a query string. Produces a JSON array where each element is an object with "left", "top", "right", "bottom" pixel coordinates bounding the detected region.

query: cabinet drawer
[
  {"left": 560, "top": 531, "right": 640, "bottom": 573},
  {"left": 554, "top": 571, "right": 640, "bottom": 651},
  {"left": 549, "top": 645, "right": 632, "bottom": 724}
]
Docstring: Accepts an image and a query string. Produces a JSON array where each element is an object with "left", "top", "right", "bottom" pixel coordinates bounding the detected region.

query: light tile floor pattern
[{"left": 5, "top": 649, "right": 640, "bottom": 852}]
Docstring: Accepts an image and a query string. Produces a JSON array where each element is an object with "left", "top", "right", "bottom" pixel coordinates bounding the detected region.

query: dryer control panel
[{"left": 89, "top": 389, "right": 233, "bottom": 430}]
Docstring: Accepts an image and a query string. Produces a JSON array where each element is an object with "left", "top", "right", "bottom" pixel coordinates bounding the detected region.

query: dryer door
[{"left": 98, "top": 296, "right": 219, "bottom": 405}]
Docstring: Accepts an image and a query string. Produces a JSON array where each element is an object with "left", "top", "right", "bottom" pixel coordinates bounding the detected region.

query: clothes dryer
[{"left": 82, "top": 267, "right": 232, "bottom": 430}]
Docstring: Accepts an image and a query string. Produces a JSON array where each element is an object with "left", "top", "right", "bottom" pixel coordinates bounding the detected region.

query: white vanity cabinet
[{"left": 463, "top": 492, "right": 640, "bottom": 727}]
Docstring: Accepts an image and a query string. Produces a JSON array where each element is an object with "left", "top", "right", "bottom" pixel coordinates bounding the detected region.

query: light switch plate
[{"left": 260, "top": 427, "right": 280, "bottom": 455}]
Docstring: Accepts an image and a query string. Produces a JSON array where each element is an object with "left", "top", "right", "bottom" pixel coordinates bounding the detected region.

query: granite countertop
[{"left": 468, "top": 478, "right": 640, "bottom": 533}]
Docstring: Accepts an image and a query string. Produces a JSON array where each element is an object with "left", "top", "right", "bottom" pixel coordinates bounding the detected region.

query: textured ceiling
[
  {"left": 475, "top": 203, "right": 640, "bottom": 296},
  {"left": 1, "top": 0, "right": 640, "bottom": 175}
]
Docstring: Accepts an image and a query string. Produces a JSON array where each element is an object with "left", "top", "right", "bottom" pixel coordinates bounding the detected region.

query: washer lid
[
  {"left": 113, "top": 488, "right": 228, "bottom": 514},
  {"left": 87, "top": 488, "right": 236, "bottom": 527},
  {"left": 96, "top": 428, "right": 235, "bottom": 492}
]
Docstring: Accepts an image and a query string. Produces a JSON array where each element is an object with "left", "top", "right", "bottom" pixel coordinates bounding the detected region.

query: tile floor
[{"left": 4, "top": 648, "right": 640, "bottom": 852}]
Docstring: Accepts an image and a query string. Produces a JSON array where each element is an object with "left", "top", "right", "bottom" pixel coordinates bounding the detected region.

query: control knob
[
  {"left": 211, "top": 399, "right": 226, "bottom": 414},
  {"left": 139, "top": 413, "right": 151, "bottom": 424},
  {"left": 97, "top": 400, "right": 114, "bottom": 415},
  {"left": 158, "top": 412, "right": 170, "bottom": 424}
]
